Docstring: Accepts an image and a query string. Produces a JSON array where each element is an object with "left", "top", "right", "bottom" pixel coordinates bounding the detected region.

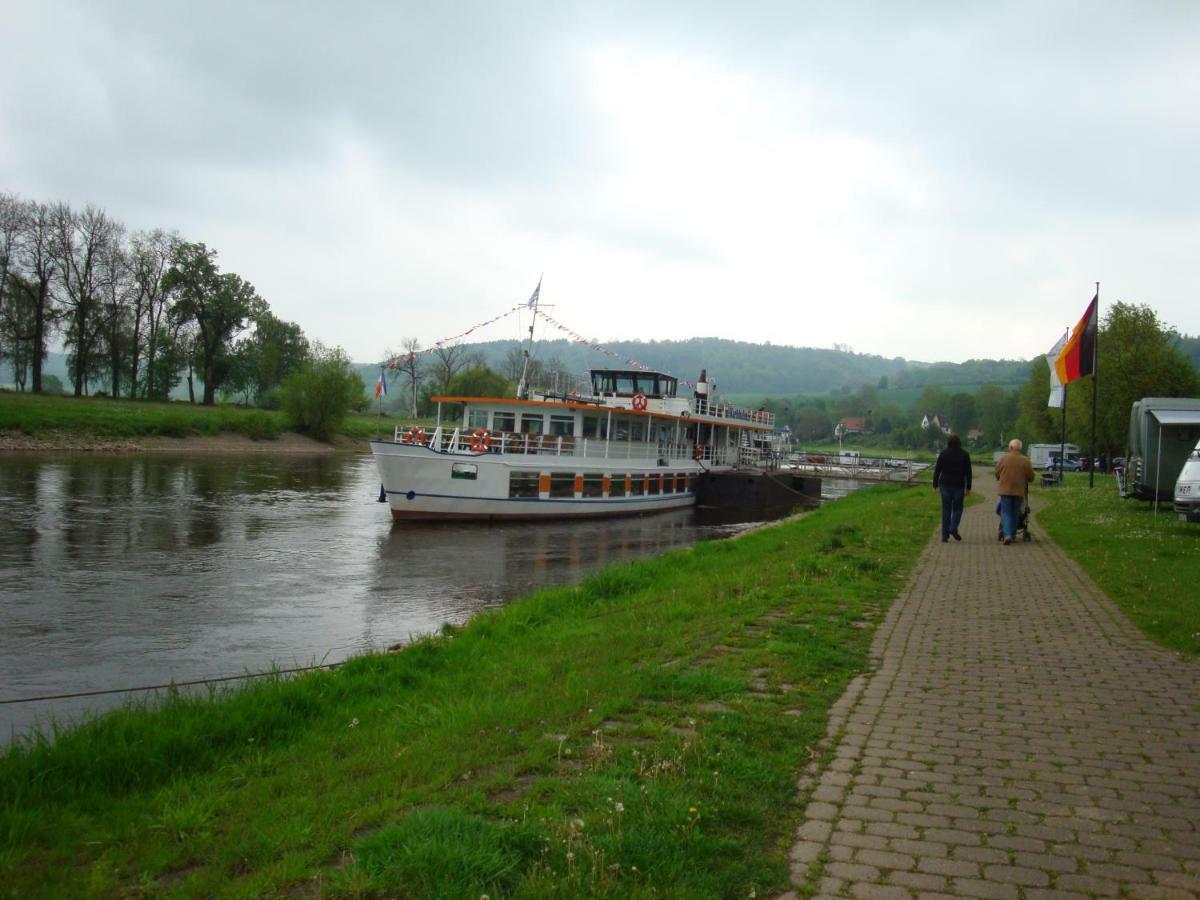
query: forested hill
[{"left": 462, "top": 337, "right": 1031, "bottom": 396}]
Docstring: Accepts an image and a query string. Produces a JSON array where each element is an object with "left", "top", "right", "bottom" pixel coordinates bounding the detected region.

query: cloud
[{"left": 2, "top": 1, "right": 1198, "bottom": 366}]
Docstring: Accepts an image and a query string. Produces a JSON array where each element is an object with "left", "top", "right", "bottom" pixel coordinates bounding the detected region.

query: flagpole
[
  {"left": 1089, "top": 282, "right": 1099, "bottom": 488},
  {"left": 1060, "top": 383, "right": 1068, "bottom": 483}
]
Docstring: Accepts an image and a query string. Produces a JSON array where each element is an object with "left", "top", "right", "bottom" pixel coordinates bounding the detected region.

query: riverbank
[
  {"left": 0, "top": 391, "right": 394, "bottom": 452},
  {"left": 0, "top": 483, "right": 934, "bottom": 897},
  {"left": 0, "top": 428, "right": 364, "bottom": 453}
]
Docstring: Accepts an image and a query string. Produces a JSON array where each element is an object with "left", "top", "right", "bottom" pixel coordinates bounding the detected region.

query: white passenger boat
[{"left": 370, "top": 368, "right": 777, "bottom": 520}]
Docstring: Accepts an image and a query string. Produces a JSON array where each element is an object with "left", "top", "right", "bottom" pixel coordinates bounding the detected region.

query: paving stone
[{"left": 782, "top": 480, "right": 1200, "bottom": 898}]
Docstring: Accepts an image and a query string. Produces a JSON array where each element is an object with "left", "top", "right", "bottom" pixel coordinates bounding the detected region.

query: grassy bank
[
  {"left": 1035, "top": 474, "right": 1200, "bottom": 656},
  {"left": 0, "top": 484, "right": 933, "bottom": 898},
  {"left": 0, "top": 391, "right": 406, "bottom": 445}
]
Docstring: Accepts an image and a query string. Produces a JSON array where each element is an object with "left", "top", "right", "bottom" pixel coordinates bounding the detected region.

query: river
[{"left": 0, "top": 452, "right": 861, "bottom": 742}]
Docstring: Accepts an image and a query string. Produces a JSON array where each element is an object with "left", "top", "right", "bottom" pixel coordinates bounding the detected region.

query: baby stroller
[{"left": 996, "top": 491, "right": 1032, "bottom": 543}]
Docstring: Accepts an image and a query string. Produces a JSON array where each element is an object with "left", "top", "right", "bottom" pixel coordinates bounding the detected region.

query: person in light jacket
[
  {"left": 995, "top": 438, "right": 1035, "bottom": 544},
  {"left": 932, "top": 433, "right": 972, "bottom": 542}
]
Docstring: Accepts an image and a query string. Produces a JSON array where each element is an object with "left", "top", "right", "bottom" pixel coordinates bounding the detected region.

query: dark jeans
[
  {"left": 939, "top": 485, "right": 965, "bottom": 539},
  {"left": 999, "top": 494, "right": 1023, "bottom": 539}
]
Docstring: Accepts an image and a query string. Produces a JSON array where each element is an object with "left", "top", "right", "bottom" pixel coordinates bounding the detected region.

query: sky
[{"left": 3, "top": 1, "right": 1198, "bottom": 367}]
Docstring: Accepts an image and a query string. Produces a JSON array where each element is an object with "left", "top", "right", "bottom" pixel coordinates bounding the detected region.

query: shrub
[{"left": 280, "top": 346, "right": 364, "bottom": 441}]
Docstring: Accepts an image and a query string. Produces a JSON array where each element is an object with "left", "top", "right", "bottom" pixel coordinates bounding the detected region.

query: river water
[{"left": 1, "top": 452, "right": 858, "bottom": 742}]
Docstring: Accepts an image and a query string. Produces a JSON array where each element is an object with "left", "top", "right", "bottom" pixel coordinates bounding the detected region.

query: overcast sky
[{"left": 3, "top": 1, "right": 1197, "bottom": 367}]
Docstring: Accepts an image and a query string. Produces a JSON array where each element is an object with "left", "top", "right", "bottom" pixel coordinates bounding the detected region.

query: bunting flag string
[
  {"left": 378, "top": 301, "right": 707, "bottom": 395},
  {"left": 382, "top": 303, "right": 527, "bottom": 369},
  {"left": 532, "top": 310, "right": 699, "bottom": 390}
]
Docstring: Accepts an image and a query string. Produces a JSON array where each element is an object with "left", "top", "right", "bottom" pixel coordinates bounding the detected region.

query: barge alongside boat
[{"left": 370, "top": 368, "right": 785, "bottom": 521}]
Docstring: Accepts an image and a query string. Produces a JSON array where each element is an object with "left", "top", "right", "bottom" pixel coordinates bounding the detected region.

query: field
[{"left": 1035, "top": 473, "right": 1200, "bottom": 656}]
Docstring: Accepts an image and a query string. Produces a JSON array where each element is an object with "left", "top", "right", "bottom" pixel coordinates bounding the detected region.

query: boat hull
[{"left": 371, "top": 439, "right": 703, "bottom": 521}]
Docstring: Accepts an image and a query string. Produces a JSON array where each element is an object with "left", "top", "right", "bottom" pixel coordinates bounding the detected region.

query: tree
[
  {"left": 976, "top": 384, "right": 1017, "bottom": 448},
  {"left": 163, "top": 242, "right": 265, "bottom": 405},
  {"left": 97, "top": 233, "right": 131, "bottom": 398},
  {"left": 396, "top": 337, "right": 424, "bottom": 417},
  {"left": 127, "top": 229, "right": 177, "bottom": 399},
  {"left": 0, "top": 193, "right": 22, "bottom": 327},
  {"left": 447, "top": 366, "right": 512, "bottom": 398},
  {"left": 429, "top": 344, "right": 482, "bottom": 394},
  {"left": 227, "top": 311, "right": 310, "bottom": 407},
  {"left": 19, "top": 202, "right": 58, "bottom": 393},
  {"left": 280, "top": 345, "right": 364, "bottom": 440},
  {"left": 1063, "top": 303, "right": 1200, "bottom": 460},
  {"left": 947, "top": 392, "right": 978, "bottom": 435},
  {"left": 52, "top": 203, "right": 120, "bottom": 397},
  {"left": 0, "top": 273, "right": 39, "bottom": 388}
]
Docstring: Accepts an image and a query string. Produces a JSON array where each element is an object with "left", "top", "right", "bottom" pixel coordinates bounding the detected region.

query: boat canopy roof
[{"left": 590, "top": 369, "right": 677, "bottom": 399}]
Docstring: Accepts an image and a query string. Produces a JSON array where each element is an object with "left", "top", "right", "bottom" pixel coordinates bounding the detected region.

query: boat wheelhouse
[{"left": 370, "top": 368, "right": 777, "bottom": 520}]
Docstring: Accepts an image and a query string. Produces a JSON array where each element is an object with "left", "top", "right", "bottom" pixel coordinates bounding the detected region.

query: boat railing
[
  {"left": 393, "top": 425, "right": 738, "bottom": 465},
  {"left": 693, "top": 398, "right": 774, "bottom": 427}
]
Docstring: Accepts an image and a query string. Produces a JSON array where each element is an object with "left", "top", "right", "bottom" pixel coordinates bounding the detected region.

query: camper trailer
[
  {"left": 1126, "top": 398, "right": 1200, "bottom": 501},
  {"left": 1028, "top": 443, "right": 1081, "bottom": 471}
]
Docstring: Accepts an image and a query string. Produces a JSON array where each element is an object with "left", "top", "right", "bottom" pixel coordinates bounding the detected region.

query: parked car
[
  {"left": 1175, "top": 440, "right": 1200, "bottom": 523},
  {"left": 1041, "top": 457, "right": 1083, "bottom": 472}
]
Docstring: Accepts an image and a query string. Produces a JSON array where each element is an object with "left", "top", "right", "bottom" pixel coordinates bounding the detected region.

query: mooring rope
[{"left": 0, "top": 661, "right": 343, "bottom": 705}]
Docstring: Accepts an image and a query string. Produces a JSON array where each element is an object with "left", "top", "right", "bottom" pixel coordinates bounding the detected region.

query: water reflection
[{"left": 0, "top": 453, "right": 780, "bottom": 742}]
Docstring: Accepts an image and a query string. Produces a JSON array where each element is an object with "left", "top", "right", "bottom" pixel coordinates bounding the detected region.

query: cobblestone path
[{"left": 785, "top": 479, "right": 1200, "bottom": 899}]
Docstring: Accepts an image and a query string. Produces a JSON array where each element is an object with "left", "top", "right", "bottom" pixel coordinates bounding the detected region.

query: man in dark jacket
[{"left": 932, "top": 433, "right": 972, "bottom": 542}]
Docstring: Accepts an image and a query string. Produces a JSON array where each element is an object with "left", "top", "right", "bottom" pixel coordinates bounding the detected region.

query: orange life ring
[
  {"left": 693, "top": 444, "right": 703, "bottom": 460},
  {"left": 470, "top": 428, "right": 491, "bottom": 452},
  {"left": 631, "top": 390, "right": 648, "bottom": 411},
  {"left": 403, "top": 426, "right": 426, "bottom": 445}
]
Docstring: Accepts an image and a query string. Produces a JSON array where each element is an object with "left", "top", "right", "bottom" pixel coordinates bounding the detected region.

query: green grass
[
  {"left": 1035, "top": 473, "right": 1200, "bottom": 656},
  {"left": 0, "top": 391, "right": 416, "bottom": 444},
  {"left": 0, "top": 484, "right": 932, "bottom": 898}
]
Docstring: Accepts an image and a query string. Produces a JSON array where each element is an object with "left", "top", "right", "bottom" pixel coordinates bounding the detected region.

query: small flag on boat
[
  {"left": 375, "top": 368, "right": 387, "bottom": 398},
  {"left": 526, "top": 275, "right": 542, "bottom": 309}
]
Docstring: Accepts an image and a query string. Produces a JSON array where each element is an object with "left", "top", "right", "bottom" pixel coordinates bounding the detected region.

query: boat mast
[{"left": 516, "top": 274, "right": 542, "bottom": 400}]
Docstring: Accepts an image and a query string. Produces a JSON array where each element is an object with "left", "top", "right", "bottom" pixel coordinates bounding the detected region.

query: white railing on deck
[{"left": 392, "top": 425, "right": 739, "bottom": 465}]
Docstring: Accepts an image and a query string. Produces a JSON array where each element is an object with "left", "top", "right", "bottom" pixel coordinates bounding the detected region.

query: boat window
[
  {"left": 508, "top": 472, "right": 539, "bottom": 498},
  {"left": 582, "top": 416, "right": 599, "bottom": 438},
  {"left": 630, "top": 420, "right": 645, "bottom": 442},
  {"left": 608, "top": 474, "right": 626, "bottom": 498},
  {"left": 616, "top": 374, "right": 637, "bottom": 395},
  {"left": 451, "top": 463, "right": 478, "bottom": 481},
  {"left": 647, "top": 475, "right": 661, "bottom": 496},
  {"left": 675, "top": 473, "right": 686, "bottom": 493},
  {"left": 467, "top": 410, "right": 489, "bottom": 430},
  {"left": 549, "top": 414, "right": 575, "bottom": 436},
  {"left": 581, "top": 474, "right": 604, "bottom": 498},
  {"left": 549, "top": 473, "right": 575, "bottom": 498},
  {"left": 521, "top": 414, "right": 544, "bottom": 434},
  {"left": 628, "top": 474, "right": 644, "bottom": 496},
  {"left": 494, "top": 411, "right": 516, "bottom": 433}
]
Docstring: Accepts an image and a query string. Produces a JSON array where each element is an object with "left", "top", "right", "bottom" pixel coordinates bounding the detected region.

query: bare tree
[
  {"left": 0, "top": 193, "right": 22, "bottom": 325},
  {"left": 128, "top": 229, "right": 177, "bottom": 398},
  {"left": 430, "top": 343, "right": 472, "bottom": 395},
  {"left": 98, "top": 224, "right": 131, "bottom": 398},
  {"left": 18, "top": 201, "right": 58, "bottom": 393},
  {"left": 395, "top": 337, "right": 423, "bottom": 416},
  {"left": 53, "top": 203, "right": 121, "bottom": 396}
]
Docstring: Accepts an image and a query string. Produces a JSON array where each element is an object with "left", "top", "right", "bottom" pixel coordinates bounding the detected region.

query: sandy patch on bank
[{"left": 0, "top": 430, "right": 364, "bottom": 454}]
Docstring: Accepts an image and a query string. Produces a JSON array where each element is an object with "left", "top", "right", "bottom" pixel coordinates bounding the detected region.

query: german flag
[{"left": 1054, "top": 294, "right": 1098, "bottom": 385}]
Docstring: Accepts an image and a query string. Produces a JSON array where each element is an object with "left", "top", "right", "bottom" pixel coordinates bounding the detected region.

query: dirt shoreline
[{"left": 0, "top": 429, "right": 366, "bottom": 454}]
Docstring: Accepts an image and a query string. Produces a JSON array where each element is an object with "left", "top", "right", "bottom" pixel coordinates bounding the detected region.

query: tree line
[{"left": 0, "top": 194, "right": 293, "bottom": 404}]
